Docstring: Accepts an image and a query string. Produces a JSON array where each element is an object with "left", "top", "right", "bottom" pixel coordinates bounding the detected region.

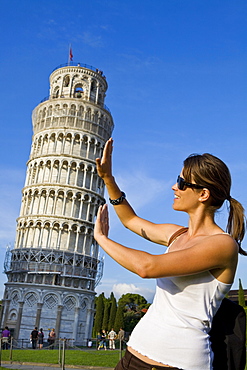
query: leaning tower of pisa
[{"left": 1, "top": 62, "right": 114, "bottom": 344}]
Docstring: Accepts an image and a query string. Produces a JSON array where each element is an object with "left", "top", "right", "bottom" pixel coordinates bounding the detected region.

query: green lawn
[
  {"left": 0, "top": 349, "right": 120, "bottom": 368},
  {"left": 1, "top": 349, "right": 246, "bottom": 369}
]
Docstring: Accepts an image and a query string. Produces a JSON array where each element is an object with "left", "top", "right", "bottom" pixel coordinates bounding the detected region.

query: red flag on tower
[{"left": 69, "top": 47, "right": 73, "bottom": 61}]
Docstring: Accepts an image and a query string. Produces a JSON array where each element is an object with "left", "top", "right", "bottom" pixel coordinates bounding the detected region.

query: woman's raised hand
[
  {"left": 96, "top": 138, "right": 113, "bottom": 180},
  {"left": 94, "top": 204, "right": 109, "bottom": 241}
]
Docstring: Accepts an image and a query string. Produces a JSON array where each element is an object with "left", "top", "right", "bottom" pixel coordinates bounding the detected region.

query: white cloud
[
  {"left": 95, "top": 278, "right": 155, "bottom": 303},
  {"left": 113, "top": 283, "right": 155, "bottom": 303}
]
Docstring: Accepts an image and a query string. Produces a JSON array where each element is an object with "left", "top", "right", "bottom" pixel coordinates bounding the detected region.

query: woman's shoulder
[
  {"left": 206, "top": 231, "right": 237, "bottom": 243},
  {"left": 190, "top": 232, "right": 239, "bottom": 268},
  {"left": 207, "top": 232, "right": 239, "bottom": 253}
]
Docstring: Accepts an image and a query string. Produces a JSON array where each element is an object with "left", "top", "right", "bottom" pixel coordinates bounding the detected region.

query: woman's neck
[{"left": 187, "top": 211, "right": 222, "bottom": 236}]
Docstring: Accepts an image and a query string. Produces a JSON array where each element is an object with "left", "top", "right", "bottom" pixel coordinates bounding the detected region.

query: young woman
[
  {"left": 94, "top": 138, "right": 246, "bottom": 370},
  {"left": 38, "top": 328, "right": 44, "bottom": 349}
]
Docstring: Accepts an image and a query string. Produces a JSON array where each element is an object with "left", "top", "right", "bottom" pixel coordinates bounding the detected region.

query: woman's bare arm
[{"left": 94, "top": 205, "right": 238, "bottom": 282}]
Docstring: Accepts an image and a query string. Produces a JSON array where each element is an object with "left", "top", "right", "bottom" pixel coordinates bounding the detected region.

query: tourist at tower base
[
  {"left": 30, "top": 326, "right": 38, "bottom": 349},
  {"left": 1, "top": 326, "right": 11, "bottom": 349},
  {"left": 108, "top": 328, "right": 117, "bottom": 350},
  {"left": 38, "top": 328, "right": 44, "bottom": 349},
  {"left": 94, "top": 138, "right": 246, "bottom": 370}
]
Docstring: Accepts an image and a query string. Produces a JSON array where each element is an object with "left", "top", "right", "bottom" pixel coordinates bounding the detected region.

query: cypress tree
[
  {"left": 92, "top": 292, "right": 105, "bottom": 337},
  {"left": 108, "top": 292, "right": 117, "bottom": 331},
  {"left": 238, "top": 278, "right": 246, "bottom": 307},
  {"left": 114, "top": 302, "right": 125, "bottom": 332},
  {"left": 102, "top": 300, "right": 110, "bottom": 332}
]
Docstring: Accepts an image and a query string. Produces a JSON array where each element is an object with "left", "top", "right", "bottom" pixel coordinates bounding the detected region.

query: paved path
[{"left": 0, "top": 362, "right": 114, "bottom": 370}]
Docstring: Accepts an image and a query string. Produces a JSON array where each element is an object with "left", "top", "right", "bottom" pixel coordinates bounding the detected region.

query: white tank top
[{"left": 127, "top": 266, "right": 231, "bottom": 369}]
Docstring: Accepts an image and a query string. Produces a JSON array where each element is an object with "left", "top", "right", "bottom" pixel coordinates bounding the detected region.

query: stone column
[
  {"left": 66, "top": 164, "right": 70, "bottom": 184},
  {"left": 72, "top": 307, "right": 80, "bottom": 341},
  {"left": 71, "top": 196, "right": 76, "bottom": 217},
  {"left": 0, "top": 300, "right": 5, "bottom": 327},
  {"left": 95, "top": 83, "right": 99, "bottom": 105},
  {"left": 88, "top": 79, "right": 92, "bottom": 100},
  {"left": 35, "top": 303, "right": 43, "bottom": 329},
  {"left": 85, "top": 307, "right": 93, "bottom": 343},
  {"left": 75, "top": 229, "right": 80, "bottom": 253},
  {"left": 2, "top": 299, "right": 11, "bottom": 328},
  {"left": 75, "top": 165, "right": 80, "bottom": 186},
  {"left": 55, "top": 305, "right": 63, "bottom": 338},
  {"left": 15, "top": 301, "right": 24, "bottom": 339}
]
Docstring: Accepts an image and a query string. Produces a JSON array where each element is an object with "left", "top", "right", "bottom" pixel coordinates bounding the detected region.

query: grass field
[
  {"left": 1, "top": 349, "right": 246, "bottom": 369},
  {"left": 0, "top": 349, "right": 120, "bottom": 368}
]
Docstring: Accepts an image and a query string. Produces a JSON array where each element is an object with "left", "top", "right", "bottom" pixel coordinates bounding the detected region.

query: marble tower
[{"left": 1, "top": 62, "right": 114, "bottom": 345}]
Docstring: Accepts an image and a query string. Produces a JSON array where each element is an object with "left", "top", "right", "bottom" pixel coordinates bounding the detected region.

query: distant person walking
[
  {"left": 108, "top": 328, "right": 117, "bottom": 350},
  {"left": 97, "top": 330, "right": 107, "bottom": 350},
  {"left": 38, "top": 328, "right": 44, "bottom": 349},
  {"left": 48, "top": 328, "right": 56, "bottom": 349},
  {"left": 118, "top": 328, "right": 125, "bottom": 351},
  {"left": 2, "top": 326, "right": 10, "bottom": 349},
  {"left": 118, "top": 328, "right": 125, "bottom": 342},
  {"left": 30, "top": 327, "right": 38, "bottom": 349}
]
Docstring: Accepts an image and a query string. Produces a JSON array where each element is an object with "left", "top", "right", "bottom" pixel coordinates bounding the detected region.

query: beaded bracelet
[{"left": 109, "top": 192, "right": 126, "bottom": 205}]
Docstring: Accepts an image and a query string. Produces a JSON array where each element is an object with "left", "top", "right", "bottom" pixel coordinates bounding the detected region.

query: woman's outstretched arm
[
  {"left": 94, "top": 204, "right": 238, "bottom": 282},
  {"left": 96, "top": 138, "right": 179, "bottom": 245}
]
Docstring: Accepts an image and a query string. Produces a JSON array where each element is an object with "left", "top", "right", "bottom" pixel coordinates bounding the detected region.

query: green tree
[
  {"left": 123, "top": 310, "right": 141, "bottom": 333},
  {"left": 118, "top": 293, "right": 148, "bottom": 311},
  {"left": 238, "top": 278, "right": 246, "bottom": 307},
  {"left": 114, "top": 302, "right": 125, "bottom": 332},
  {"left": 108, "top": 292, "right": 117, "bottom": 331},
  {"left": 118, "top": 293, "right": 150, "bottom": 333},
  {"left": 92, "top": 292, "right": 105, "bottom": 337},
  {"left": 102, "top": 300, "right": 110, "bottom": 331}
]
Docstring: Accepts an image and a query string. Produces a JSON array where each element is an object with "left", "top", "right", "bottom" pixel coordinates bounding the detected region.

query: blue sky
[{"left": 0, "top": 0, "right": 246, "bottom": 302}]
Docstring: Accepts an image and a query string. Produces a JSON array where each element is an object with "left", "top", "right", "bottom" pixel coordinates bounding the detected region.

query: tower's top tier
[
  {"left": 32, "top": 62, "right": 114, "bottom": 138},
  {"left": 48, "top": 62, "right": 108, "bottom": 105}
]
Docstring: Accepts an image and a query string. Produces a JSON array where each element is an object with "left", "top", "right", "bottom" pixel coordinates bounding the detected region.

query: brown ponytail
[
  {"left": 226, "top": 197, "right": 247, "bottom": 255},
  {"left": 183, "top": 153, "right": 247, "bottom": 255}
]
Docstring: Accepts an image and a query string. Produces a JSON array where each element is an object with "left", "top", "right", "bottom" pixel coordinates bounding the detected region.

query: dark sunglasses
[{"left": 177, "top": 175, "right": 205, "bottom": 191}]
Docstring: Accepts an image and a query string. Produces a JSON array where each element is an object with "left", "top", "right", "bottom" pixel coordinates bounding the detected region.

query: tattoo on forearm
[{"left": 141, "top": 229, "right": 151, "bottom": 241}]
